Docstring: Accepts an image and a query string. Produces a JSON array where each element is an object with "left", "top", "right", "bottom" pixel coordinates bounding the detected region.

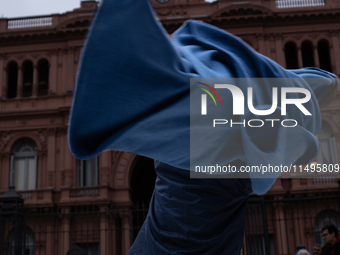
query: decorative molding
[
  {"left": 48, "top": 172, "right": 54, "bottom": 187},
  {"left": 274, "top": 33, "right": 283, "bottom": 40},
  {"left": 36, "top": 129, "right": 47, "bottom": 150},
  {"left": 56, "top": 127, "right": 67, "bottom": 136},
  {"left": 156, "top": 8, "right": 171, "bottom": 16},
  {"left": 62, "top": 168, "right": 73, "bottom": 187},
  {"left": 100, "top": 167, "right": 110, "bottom": 185},
  {"left": 31, "top": 53, "right": 40, "bottom": 59},
  {"left": 300, "top": 179, "right": 307, "bottom": 185},
  {"left": 292, "top": 35, "right": 303, "bottom": 41},
  {"left": 308, "top": 33, "right": 319, "bottom": 40},
  {"left": 0, "top": 131, "right": 11, "bottom": 150},
  {"left": 47, "top": 128, "right": 56, "bottom": 135},
  {"left": 112, "top": 150, "right": 120, "bottom": 165},
  {"left": 48, "top": 49, "right": 58, "bottom": 56},
  {"left": 330, "top": 30, "right": 339, "bottom": 37}
]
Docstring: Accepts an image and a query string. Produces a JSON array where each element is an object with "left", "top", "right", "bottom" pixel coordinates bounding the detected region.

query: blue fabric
[
  {"left": 69, "top": 0, "right": 337, "bottom": 194},
  {"left": 129, "top": 161, "right": 252, "bottom": 254},
  {"left": 68, "top": 0, "right": 338, "bottom": 253}
]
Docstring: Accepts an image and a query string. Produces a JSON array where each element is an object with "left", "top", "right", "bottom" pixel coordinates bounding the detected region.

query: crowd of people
[
  {"left": 295, "top": 224, "right": 340, "bottom": 255},
  {"left": 65, "top": 224, "right": 340, "bottom": 254}
]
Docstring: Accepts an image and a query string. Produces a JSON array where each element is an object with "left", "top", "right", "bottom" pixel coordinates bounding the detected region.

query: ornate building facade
[{"left": 0, "top": 0, "right": 339, "bottom": 254}]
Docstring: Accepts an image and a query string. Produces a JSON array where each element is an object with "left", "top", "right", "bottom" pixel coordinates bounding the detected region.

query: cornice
[{"left": 160, "top": 5, "right": 340, "bottom": 29}]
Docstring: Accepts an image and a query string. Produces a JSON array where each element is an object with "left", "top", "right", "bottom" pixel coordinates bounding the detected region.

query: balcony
[
  {"left": 0, "top": 188, "right": 54, "bottom": 206},
  {"left": 60, "top": 186, "right": 130, "bottom": 205},
  {"left": 275, "top": 0, "right": 325, "bottom": 8},
  {"left": 7, "top": 16, "right": 53, "bottom": 29}
]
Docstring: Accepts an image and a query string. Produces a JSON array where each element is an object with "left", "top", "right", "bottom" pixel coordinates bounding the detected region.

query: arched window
[
  {"left": 301, "top": 40, "right": 315, "bottom": 67},
  {"left": 284, "top": 42, "right": 298, "bottom": 69},
  {"left": 312, "top": 121, "right": 338, "bottom": 185},
  {"left": 315, "top": 210, "right": 340, "bottom": 245},
  {"left": 77, "top": 157, "right": 98, "bottom": 187},
  {"left": 8, "top": 227, "right": 35, "bottom": 255},
  {"left": 10, "top": 139, "right": 38, "bottom": 190},
  {"left": 318, "top": 40, "right": 332, "bottom": 72},
  {"left": 37, "top": 59, "right": 49, "bottom": 96},
  {"left": 22, "top": 60, "right": 33, "bottom": 97},
  {"left": 130, "top": 157, "right": 156, "bottom": 242},
  {"left": 7, "top": 61, "right": 18, "bottom": 99},
  {"left": 315, "top": 121, "right": 338, "bottom": 165}
]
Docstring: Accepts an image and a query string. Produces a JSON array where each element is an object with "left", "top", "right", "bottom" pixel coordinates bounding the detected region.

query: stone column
[
  {"left": 49, "top": 49, "right": 58, "bottom": 95},
  {"left": 122, "top": 212, "right": 131, "bottom": 255},
  {"left": 273, "top": 200, "right": 289, "bottom": 255},
  {"left": 46, "top": 221, "right": 53, "bottom": 255},
  {"left": 100, "top": 206, "right": 107, "bottom": 255},
  {"left": 17, "top": 66, "right": 22, "bottom": 98},
  {"left": 257, "top": 34, "right": 266, "bottom": 55},
  {"left": 66, "top": 47, "right": 75, "bottom": 93},
  {"left": 0, "top": 154, "right": 10, "bottom": 189},
  {"left": 331, "top": 30, "right": 340, "bottom": 76},
  {"left": 265, "top": 35, "right": 272, "bottom": 58},
  {"left": 62, "top": 208, "right": 70, "bottom": 255},
  {"left": 32, "top": 65, "right": 38, "bottom": 96},
  {"left": 275, "top": 34, "right": 285, "bottom": 67},
  {"left": 2, "top": 66, "right": 7, "bottom": 99},
  {"left": 100, "top": 151, "right": 111, "bottom": 186},
  {"left": 64, "top": 129, "right": 73, "bottom": 187},
  {"left": 329, "top": 43, "right": 336, "bottom": 73},
  {"left": 47, "top": 128, "right": 56, "bottom": 188},
  {"left": 313, "top": 45, "right": 320, "bottom": 68},
  {"left": 334, "top": 134, "right": 340, "bottom": 162},
  {"left": 0, "top": 54, "right": 4, "bottom": 98},
  {"left": 297, "top": 46, "right": 303, "bottom": 68}
]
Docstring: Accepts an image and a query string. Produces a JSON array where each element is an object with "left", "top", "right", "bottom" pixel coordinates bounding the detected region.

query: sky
[{"left": 0, "top": 0, "right": 84, "bottom": 18}]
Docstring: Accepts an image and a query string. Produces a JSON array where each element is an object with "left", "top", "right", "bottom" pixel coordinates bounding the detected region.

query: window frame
[
  {"left": 10, "top": 140, "right": 38, "bottom": 191},
  {"left": 77, "top": 157, "right": 99, "bottom": 187}
]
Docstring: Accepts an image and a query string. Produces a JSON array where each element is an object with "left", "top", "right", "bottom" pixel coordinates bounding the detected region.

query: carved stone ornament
[
  {"left": 112, "top": 150, "right": 120, "bottom": 164},
  {"left": 48, "top": 172, "right": 54, "bottom": 187},
  {"left": 256, "top": 33, "right": 264, "bottom": 40},
  {"left": 308, "top": 33, "right": 319, "bottom": 40},
  {"left": 100, "top": 167, "right": 110, "bottom": 184},
  {"left": 31, "top": 53, "right": 40, "bottom": 59},
  {"left": 156, "top": 8, "right": 172, "bottom": 16},
  {"left": 292, "top": 35, "right": 302, "bottom": 41},
  {"left": 36, "top": 129, "right": 47, "bottom": 150},
  {"left": 0, "top": 131, "right": 11, "bottom": 150},
  {"left": 48, "top": 49, "right": 58, "bottom": 56},
  {"left": 330, "top": 30, "right": 339, "bottom": 37},
  {"left": 274, "top": 34, "right": 283, "bottom": 40}
]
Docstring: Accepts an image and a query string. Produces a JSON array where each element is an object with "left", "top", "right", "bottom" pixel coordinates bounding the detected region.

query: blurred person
[
  {"left": 322, "top": 224, "right": 340, "bottom": 255},
  {"left": 312, "top": 244, "right": 322, "bottom": 255},
  {"left": 298, "top": 249, "right": 311, "bottom": 255},
  {"left": 66, "top": 246, "right": 85, "bottom": 255},
  {"left": 296, "top": 245, "right": 307, "bottom": 255}
]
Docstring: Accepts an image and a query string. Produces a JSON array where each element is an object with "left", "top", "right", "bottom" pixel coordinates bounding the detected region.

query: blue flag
[{"left": 69, "top": 0, "right": 338, "bottom": 253}]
